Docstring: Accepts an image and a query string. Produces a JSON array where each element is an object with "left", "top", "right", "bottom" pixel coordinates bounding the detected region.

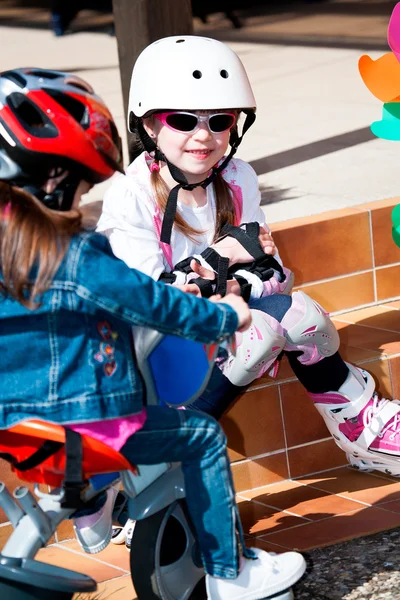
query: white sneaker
[
  {"left": 125, "top": 519, "right": 136, "bottom": 551},
  {"left": 73, "top": 486, "right": 118, "bottom": 554},
  {"left": 111, "top": 517, "right": 136, "bottom": 545},
  {"left": 205, "top": 548, "right": 306, "bottom": 600}
]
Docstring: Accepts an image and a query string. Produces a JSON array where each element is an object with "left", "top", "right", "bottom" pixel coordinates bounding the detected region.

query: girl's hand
[
  {"left": 174, "top": 283, "right": 202, "bottom": 296},
  {"left": 211, "top": 226, "right": 276, "bottom": 267},
  {"left": 258, "top": 227, "right": 276, "bottom": 256},
  {"left": 210, "top": 293, "right": 252, "bottom": 332},
  {"left": 190, "top": 259, "right": 215, "bottom": 282},
  {"left": 190, "top": 260, "right": 241, "bottom": 296}
]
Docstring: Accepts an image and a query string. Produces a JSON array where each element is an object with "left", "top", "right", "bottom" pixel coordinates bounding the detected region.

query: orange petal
[{"left": 358, "top": 53, "right": 400, "bottom": 102}]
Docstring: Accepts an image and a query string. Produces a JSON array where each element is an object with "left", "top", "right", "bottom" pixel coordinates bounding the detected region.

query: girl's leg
[
  {"left": 226, "top": 290, "right": 400, "bottom": 475},
  {"left": 189, "top": 295, "right": 293, "bottom": 418},
  {"left": 278, "top": 292, "right": 400, "bottom": 475},
  {"left": 188, "top": 364, "right": 246, "bottom": 419},
  {"left": 287, "top": 350, "right": 348, "bottom": 392},
  {"left": 120, "top": 405, "right": 306, "bottom": 596},
  {"left": 120, "top": 405, "right": 246, "bottom": 577}
]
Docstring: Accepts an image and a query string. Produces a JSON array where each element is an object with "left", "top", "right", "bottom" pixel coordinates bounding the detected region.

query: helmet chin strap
[
  {"left": 23, "top": 174, "right": 81, "bottom": 212},
  {"left": 137, "top": 110, "right": 256, "bottom": 245}
]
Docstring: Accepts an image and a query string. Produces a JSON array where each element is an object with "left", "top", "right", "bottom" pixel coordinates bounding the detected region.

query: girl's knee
[{"left": 184, "top": 409, "right": 227, "bottom": 450}]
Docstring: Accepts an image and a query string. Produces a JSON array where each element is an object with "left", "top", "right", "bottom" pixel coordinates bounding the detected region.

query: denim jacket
[{"left": 0, "top": 232, "right": 238, "bottom": 429}]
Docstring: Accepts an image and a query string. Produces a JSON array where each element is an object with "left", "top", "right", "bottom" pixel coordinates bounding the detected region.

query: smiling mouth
[{"left": 186, "top": 149, "right": 213, "bottom": 156}]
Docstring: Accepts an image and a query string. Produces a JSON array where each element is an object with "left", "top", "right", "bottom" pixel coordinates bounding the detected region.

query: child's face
[{"left": 143, "top": 110, "right": 235, "bottom": 183}]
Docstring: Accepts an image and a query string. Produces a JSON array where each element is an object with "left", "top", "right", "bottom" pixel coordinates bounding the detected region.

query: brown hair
[
  {"left": 150, "top": 169, "right": 236, "bottom": 243},
  {"left": 143, "top": 111, "right": 240, "bottom": 243},
  {"left": 0, "top": 182, "right": 82, "bottom": 309}
]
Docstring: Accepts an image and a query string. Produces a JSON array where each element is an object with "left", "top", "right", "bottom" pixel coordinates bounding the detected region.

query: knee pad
[
  {"left": 222, "top": 309, "right": 286, "bottom": 386},
  {"left": 281, "top": 291, "right": 340, "bottom": 365}
]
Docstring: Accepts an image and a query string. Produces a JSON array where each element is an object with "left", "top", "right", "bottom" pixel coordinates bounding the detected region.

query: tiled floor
[{"left": 45, "top": 468, "right": 400, "bottom": 600}]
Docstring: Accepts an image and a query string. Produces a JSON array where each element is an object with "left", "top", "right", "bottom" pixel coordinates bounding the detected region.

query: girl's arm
[
  {"left": 96, "top": 176, "right": 167, "bottom": 280},
  {"left": 211, "top": 160, "right": 292, "bottom": 298},
  {"left": 73, "top": 233, "right": 242, "bottom": 344}
]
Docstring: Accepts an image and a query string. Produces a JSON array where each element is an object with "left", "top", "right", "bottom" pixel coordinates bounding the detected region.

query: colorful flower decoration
[{"left": 359, "top": 2, "right": 400, "bottom": 140}]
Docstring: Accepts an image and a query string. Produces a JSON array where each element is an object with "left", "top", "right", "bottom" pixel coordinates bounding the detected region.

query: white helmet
[{"left": 128, "top": 35, "right": 256, "bottom": 123}]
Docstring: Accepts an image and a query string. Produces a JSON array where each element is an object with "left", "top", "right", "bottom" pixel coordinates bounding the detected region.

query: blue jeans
[{"left": 120, "top": 405, "right": 255, "bottom": 578}]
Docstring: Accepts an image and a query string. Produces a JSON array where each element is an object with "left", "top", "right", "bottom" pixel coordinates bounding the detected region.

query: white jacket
[{"left": 97, "top": 152, "right": 285, "bottom": 296}]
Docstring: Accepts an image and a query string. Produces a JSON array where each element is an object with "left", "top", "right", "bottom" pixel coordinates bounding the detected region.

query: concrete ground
[{"left": 0, "top": 0, "right": 399, "bottom": 225}]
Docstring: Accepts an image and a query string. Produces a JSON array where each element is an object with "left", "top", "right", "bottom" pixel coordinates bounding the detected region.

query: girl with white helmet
[{"left": 98, "top": 35, "right": 400, "bottom": 483}]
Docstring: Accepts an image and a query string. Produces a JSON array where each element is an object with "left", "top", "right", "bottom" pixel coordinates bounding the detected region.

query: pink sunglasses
[{"left": 153, "top": 111, "right": 236, "bottom": 134}]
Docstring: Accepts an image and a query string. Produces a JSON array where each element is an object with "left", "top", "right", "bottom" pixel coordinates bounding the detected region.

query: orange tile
[
  {"left": 37, "top": 545, "right": 126, "bottom": 582},
  {"left": 56, "top": 519, "right": 74, "bottom": 543},
  {"left": 239, "top": 480, "right": 363, "bottom": 520},
  {"left": 288, "top": 439, "right": 348, "bottom": 479},
  {"left": 259, "top": 506, "right": 400, "bottom": 551},
  {"left": 237, "top": 499, "right": 309, "bottom": 536},
  {"left": 272, "top": 206, "right": 372, "bottom": 232},
  {"left": 221, "top": 385, "right": 285, "bottom": 461},
  {"left": 333, "top": 305, "right": 400, "bottom": 332},
  {"left": 331, "top": 319, "right": 352, "bottom": 331},
  {"left": 294, "top": 272, "right": 375, "bottom": 313},
  {"left": 362, "top": 358, "right": 393, "bottom": 397},
  {"left": 382, "top": 300, "right": 400, "bottom": 310},
  {"left": 61, "top": 538, "right": 131, "bottom": 572},
  {"left": 231, "top": 453, "right": 289, "bottom": 492},
  {"left": 280, "top": 381, "right": 331, "bottom": 448},
  {"left": 239, "top": 479, "right": 306, "bottom": 501},
  {"left": 94, "top": 575, "right": 137, "bottom": 600},
  {"left": 389, "top": 355, "right": 400, "bottom": 398},
  {"left": 299, "top": 466, "right": 400, "bottom": 505},
  {"left": 273, "top": 210, "right": 372, "bottom": 285},
  {"left": 376, "top": 264, "right": 400, "bottom": 302},
  {"left": 377, "top": 499, "right": 400, "bottom": 514},
  {"left": 338, "top": 343, "right": 382, "bottom": 365},
  {"left": 334, "top": 322, "right": 400, "bottom": 355},
  {"left": 371, "top": 204, "right": 400, "bottom": 267},
  {"left": 249, "top": 536, "right": 294, "bottom": 552},
  {"left": 360, "top": 197, "right": 400, "bottom": 212},
  {"left": 0, "top": 523, "right": 13, "bottom": 551}
]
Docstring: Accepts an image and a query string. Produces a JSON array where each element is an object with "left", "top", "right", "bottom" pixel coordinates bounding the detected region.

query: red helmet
[{"left": 0, "top": 67, "right": 123, "bottom": 186}]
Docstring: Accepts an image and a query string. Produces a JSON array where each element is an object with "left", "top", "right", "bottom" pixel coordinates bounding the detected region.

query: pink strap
[
  {"left": 228, "top": 182, "right": 243, "bottom": 226},
  {"left": 153, "top": 207, "right": 173, "bottom": 269}
]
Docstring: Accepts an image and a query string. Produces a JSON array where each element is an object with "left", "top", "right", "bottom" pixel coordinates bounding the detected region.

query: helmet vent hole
[
  {"left": 65, "top": 77, "right": 94, "bottom": 94},
  {"left": 29, "top": 70, "right": 60, "bottom": 80},
  {"left": 176, "top": 39, "right": 185, "bottom": 43},
  {"left": 139, "top": 102, "right": 142, "bottom": 107},
  {"left": 43, "top": 89, "right": 88, "bottom": 127},
  {"left": 220, "top": 70, "right": 229, "bottom": 79},
  {"left": 2, "top": 71, "right": 27, "bottom": 88},
  {"left": 7, "top": 92, "right": 58, "bottom": 138},
  {"left": 193, "top": 70, "right": 202, "bottom": 79}
]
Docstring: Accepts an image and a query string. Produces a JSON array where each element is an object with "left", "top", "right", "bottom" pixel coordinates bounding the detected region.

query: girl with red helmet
[
  {"left": 0, "top": 67, "right": 123, "bottom": 210},
  {"left": 0, "top": 68, "right": 306, "bottom": 600}
]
